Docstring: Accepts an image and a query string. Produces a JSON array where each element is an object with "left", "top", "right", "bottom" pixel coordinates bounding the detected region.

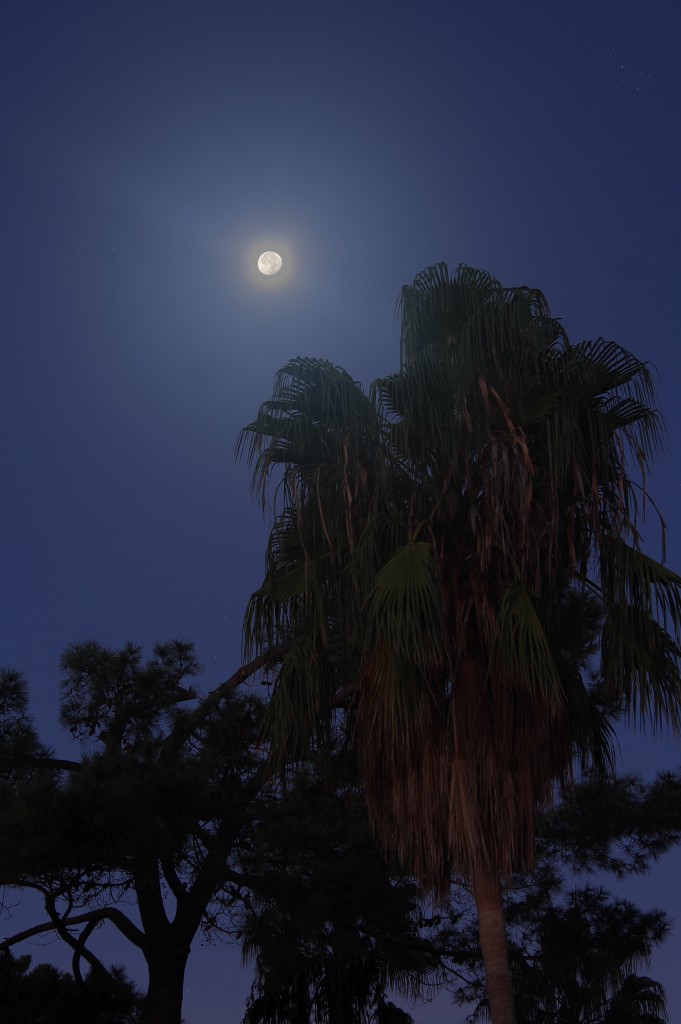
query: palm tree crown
[{"left": 238, "top": 263, "right": 681, "bottom": 890}]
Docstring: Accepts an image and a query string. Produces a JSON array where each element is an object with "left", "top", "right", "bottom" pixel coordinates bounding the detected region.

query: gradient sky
[{"left": 2, "top": 1, "right": 680, "bottom": 1020}]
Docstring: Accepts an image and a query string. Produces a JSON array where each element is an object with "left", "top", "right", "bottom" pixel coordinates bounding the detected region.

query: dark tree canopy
[
  {"left": 0, "top": 952, "right": 143, "bottom": 1024},
  {"left": 0, "top": 641, "right": 273, "bottom": 1024},
  {"left": 431, "top": 770, "right": 680, "bottom": 1023},
  {"left": 0, "top": 644, "right": 444, "bottom": 1024},
  {"left": 1, "top": 651, "right": 679, "bottom": 1024},
  {"left": 239, "top": 755, "right": 441, "bottom": 1024}
]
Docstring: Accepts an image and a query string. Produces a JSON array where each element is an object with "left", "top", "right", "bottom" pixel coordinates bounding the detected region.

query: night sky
[{"left": 2, "top": 1, "right": 680, "bottom": 1020}]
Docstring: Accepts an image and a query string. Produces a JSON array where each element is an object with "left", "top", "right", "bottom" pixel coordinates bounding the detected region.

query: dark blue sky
[{"left": 2, "top": 1, "right": 680, "bottom": 1020}]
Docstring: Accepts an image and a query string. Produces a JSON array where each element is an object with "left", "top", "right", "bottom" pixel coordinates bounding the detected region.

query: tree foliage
[
  {"left": 432, "top": 770, "right": 680, "bottom": 1023},
  {"left": 0, "top": 951, "right": 143, "bottom": 1024},
  {"left": 239, "top": 755, "right": 441, "bottom": 1024},
  {"left": 1, "top": 652, "right": 679, "bottom": 1024},
  {"left": 0, "top": 644, "right": 444, "bottom": 1024},
  {"left": 0, "top": 640, "right": 272, "bottom": 1024}
]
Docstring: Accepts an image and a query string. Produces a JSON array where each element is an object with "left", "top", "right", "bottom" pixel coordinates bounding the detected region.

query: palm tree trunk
[{"left": 471, "top": 870, "right": 516, "bottom": 1024}]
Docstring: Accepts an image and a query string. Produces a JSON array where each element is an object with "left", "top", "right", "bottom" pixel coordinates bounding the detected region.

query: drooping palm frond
[
  {"left": 603, "top": 974, "right": 668, "bottom": 1024},
  {"left": 260, "top": 640, "right": 332, "bottom": 763},
  {"left": 363, "top": 541, "right": 447, "bottom": 673},
  {"left": 601, "top": 606, "right": 681, "bottom": 732},
  {"left": 243, "top": 505, "right": 335, "bottom": 655},
  {"left": 496, "top": 583, "right": 564, "bottom": 709},
  {"left": 236, "top": 357, "right": 382, "bottom": 521}
]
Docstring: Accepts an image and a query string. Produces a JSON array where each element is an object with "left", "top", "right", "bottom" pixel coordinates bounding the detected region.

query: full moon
[{"left": 257, "top": 251, "right": 283, "bottom": 276}]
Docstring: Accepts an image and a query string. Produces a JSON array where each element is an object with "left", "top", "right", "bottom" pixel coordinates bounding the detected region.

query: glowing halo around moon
[{"left": 257, "top": 250, "right": 283, "bottom": 276}]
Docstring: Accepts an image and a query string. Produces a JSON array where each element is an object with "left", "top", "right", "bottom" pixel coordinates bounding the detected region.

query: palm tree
[{"left": 237, "top": 264, "right": 681, "bottom": 1024}]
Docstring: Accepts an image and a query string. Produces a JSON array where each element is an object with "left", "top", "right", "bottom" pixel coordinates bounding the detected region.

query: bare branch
[
  {"left": 0, "top": 907, "right": 147, "bottom": 954},
  {"left": 164, "top": 646, "right": 286, "bottom": 750},
  {"left": 68, "top": 916, "right": 110, "bottom": 986}
]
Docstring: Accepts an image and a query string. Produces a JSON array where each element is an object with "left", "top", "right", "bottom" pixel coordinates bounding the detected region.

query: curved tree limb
[
  {"left": 0, "top": 906, "right": 147, "bottom": 954},
  {"left": 165, "top": 646, "right": 287, "bottom": 750},
  {"left": 69, "top": 916, "right": 110, "bottom": 987},
  {"left": 50, "top": 917, "right": 109, "bottom": 986}
]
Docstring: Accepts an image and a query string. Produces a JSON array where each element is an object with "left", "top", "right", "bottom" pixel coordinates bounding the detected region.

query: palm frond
[
  {"left": 364, "top": 541, "right": 446, "bottom": 671},
  {"left": 496, "top": 583, "right": 564, "bottom": 710},
  {"left": 601, "top": 606, "right": 681, "bottom": 731},
  {"left": 261, "top": 640, "right": 331, "bottom": 763},
  {"left": 235, "top": 356, "right": 379, "bottom": 516},
  {"left": 604, "top": 974, "right": 668, "bottom": 1023}
]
